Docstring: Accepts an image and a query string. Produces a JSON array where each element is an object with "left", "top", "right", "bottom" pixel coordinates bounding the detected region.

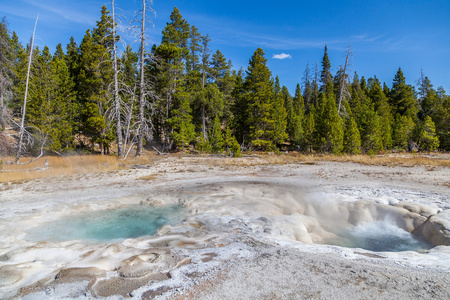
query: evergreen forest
[{"left": 1, "top": 5, "right": 449, "bottom": 160}]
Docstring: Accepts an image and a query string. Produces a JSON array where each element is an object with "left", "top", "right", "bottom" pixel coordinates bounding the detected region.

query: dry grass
[
  {"left": 0, "top": 151, "right": 158, "bottom": 183},
  {"left": 186, "top": 152, "right": 450, "bottom": 169},
  {"left": 258, "top": 152, "right": 450, "bottom": 168},
  {"left": 1, "top": 151, "right": 448, "bottom": 184},
  {"left": 137, "top": 174, "right": 159, "bottom": 181}
]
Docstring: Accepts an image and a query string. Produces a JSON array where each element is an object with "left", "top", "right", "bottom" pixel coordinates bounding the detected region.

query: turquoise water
[
  {"left": 324, "top": 219, "right": 432, "bottom": 252},
  {"left": 27, "top": 205, "right": 184, "bottom": 242}
]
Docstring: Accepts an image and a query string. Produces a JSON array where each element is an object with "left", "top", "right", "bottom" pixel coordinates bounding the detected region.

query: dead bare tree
[
  {"left": 338, "top": 42, "right": 352, "bottom": 115},
  {"left": 103, "top": 1, "right": 136, "bottom": 158},
  {"left": 111, "top": 0, "right": 124, "bottom": 157},
  {"left": 313, "top": 62, "right": 319, "bottom": 105},
  {"left": 302, "top": 61, "right": 312, "bottom": 112},
  {"left": 119, "top": 74, "right": 139, "bottom": 159},
  {"left": 14, "top": 16, "right": 38, "bottom": 164},
  {"left": 122, "top": 93, "right": 137, "bottom": 159},
  {"left": 132, "top": 0, "right": 157, "bottom": 157}
]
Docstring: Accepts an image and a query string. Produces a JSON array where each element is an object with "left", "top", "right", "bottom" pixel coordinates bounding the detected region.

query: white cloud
[
  {"left": 27, "top": 0, "right": 97, "bottom": 25},
  {"left": 272, "top": 53, "right": 292, "bottom": 60}
]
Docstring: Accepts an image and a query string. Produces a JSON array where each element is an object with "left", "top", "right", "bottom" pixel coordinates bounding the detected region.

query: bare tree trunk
[
  {"left": 0, "top": 70, "right": 5, "bottom": 130},
  {"left": 14, "top": 16, "right": 38, "bottom": 164},
  {"left": 313, "top": 62, "right": 319, "bottom": 107},
  {"left": 135, "top": 0, "right": 147, "bottom": 157},
  {"left": 201, "top": 34, "right": 210, "bottom": 89},
  {"left": 338, "top": 42, "right": 351, "bottom": 115},
  {"left": 111, "top": 0, "right": 123, "bottom": 157},
  {"left": 163, "top": 73, "right": 173, "bottom": 152},
  {"left": 123, "top": 95, "right": 134, "bottom": 154},
  {"left": 0, "top": 94, "right": 6, "bottom": 131},
  {"left": 202, "top": 105, "right": 207, "bottom": 140}
]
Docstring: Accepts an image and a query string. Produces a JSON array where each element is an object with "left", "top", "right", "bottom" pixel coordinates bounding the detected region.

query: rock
[
  {"left": 401, "top": 212, "right": 427, "bottom": 232},
  {"left": 417, "top": 210, "right": 450, "bottom": 246},
  {"left": 90, "top": 273, "right": 170, "bottom": 297},
  {"left": 0, "top": 266, "right": 22, "bottom": 286},
  {"left": 141, "top": 197, "right": 165, "bottom": 206},
  {"left": 394, "top": 201, "right": 439, "bottom": 218},
  {"left": 117, "top": 249, "right": 178, "bottom": 278},
  {"left": 374, "top": 203, "right": 428, "bottom": 232},
  {"left": 54, "top": 267, "right": 106, "bottom": 283},
  {"left": 130, "top": 164, "right": 151, "bottom": 169},
  {"left": 140, "top": 193, "right": 178, "bottom": 206},
  {"left": 142, "top": 286, "right": 172, "bottom": 299}
]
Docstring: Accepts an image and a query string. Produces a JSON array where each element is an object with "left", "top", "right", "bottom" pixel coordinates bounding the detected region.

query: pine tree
[
  {"left": 192, "top": 83, "right": 224, "bottom": 140},
  {"left": 315, "top": 82, "right": 343, "bottom": 153},
  {"left": 49, "top": 48, "right": 77, "bottom": 150},
  {"left": 184, "top": 25, "right": 204, "bottom": 92},
  {"left": 433, "top": 90, "right": 450, "bottom": 150},
  {"left": 77, "top": 28, "right": 112, "bottom": 153},
  {"left": 72, "top": 6, "right": 117, "bottom": 153},
  {"left": 224, "top": 125, "right": 241, "bottom": 157},
  {"left": 243, "top": 48, "right": 275, "bottom": 150},
  {"left": 65, "top": 37, "right": 79, "bottom": 80},
  {"left": 230, "top": 69, "right": 248, "bottom": 145},
  {"left": 343, "top": 116, "right": 361, "bottom": 154},
  {"left": 155, "top": 7, "right": 191, "bottom": 150},
  {"left": 417, "top": 74, "right": 439, "bottom": 122},
  {"left": 187, "top": 25, "right": 201, "bottom": 73},
  {"left": 0, "top": 18, "right": 14, "bottom": 130},
  {"left": 287, "top": 84, "right": 304, "bottom": 147},
  {"left": 10, "top": 31, "right": 27, "bottom": 115},
  {"left": 383, "top": 82, "right": 390, "bottom": 99},
  {"left": 361, "top": 107, "right": 382, "bottom": 153},
  {"left": 200, "top": 34, "right": 211, "bottom": 88},
  {"left": 303, "top": 109, "right": 315, "bottom": 153},
  {"left": 195, "top": 134, "right": 210, "bottom": 152},
  {"left": 22, "top": 44, "right": 76, "bottom": 153},
  {"left": 209, "top": 114, "right": 224, "bottom": 152},
  {"left": 359, "top": 81, "right": 382, "bottom": 153},
  {"left": 320, "top": 45, "right": 332, "bottom": 93},
  {"left": 27, "top": 47, "right": 53, "bottom": 148},
  {"left": 210, "top": 50, "right": 234, "bottom": 122},
  {"left": 349, "top": 73, "right": 364, "bottom": 127},
  {"left": 167, "top": 89, "right": 195, "bottom": 151},
  {"left": 271, "top": 88, "right": 288, "bottom": 146},
  {"left": 283, "top": 86, "right": 294, "bottom": 143},
  {"left": 368, "top": 77, "right": 392, "bottom": 150},
  {"left": 419, "top": 116, "right": 439, "bottom": 151},
  {"left": 210, "top": 50, "right": 228, "bottom": 87},
  {"left": 162, "top": 7, "right": 190, "bottom": 53},
  {"left": 390, "top": 68, "right": 417, "bottom": 118},
  {"left": 393, "top": 115, "right": 415, "bottom": 150}
]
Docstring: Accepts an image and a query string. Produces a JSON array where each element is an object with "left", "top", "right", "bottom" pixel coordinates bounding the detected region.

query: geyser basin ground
[{"left": 0, "top": 157, "right": 449, "bottom": 299}]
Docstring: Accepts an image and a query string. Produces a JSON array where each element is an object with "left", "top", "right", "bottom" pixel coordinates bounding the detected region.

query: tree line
[{"left": 0, "top": 4, "right": 449, "bottom": 160}]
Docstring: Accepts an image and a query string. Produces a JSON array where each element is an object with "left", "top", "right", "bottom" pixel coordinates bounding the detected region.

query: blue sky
[{"left": 1, "top": 0, "right": 449, "bottom": 94}]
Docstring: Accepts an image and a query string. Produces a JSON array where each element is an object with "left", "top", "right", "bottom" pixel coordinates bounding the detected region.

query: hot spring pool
[
  {"left": 26, "top": 205, "right": 184, "bottom": 242},
  {"left": 322, "top": 218, "right": 433, "bottom": 252}
]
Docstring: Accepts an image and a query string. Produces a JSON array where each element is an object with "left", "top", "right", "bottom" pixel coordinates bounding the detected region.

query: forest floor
[{"left": 0, "top": 153, "right": 449, "bottom": 299}]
